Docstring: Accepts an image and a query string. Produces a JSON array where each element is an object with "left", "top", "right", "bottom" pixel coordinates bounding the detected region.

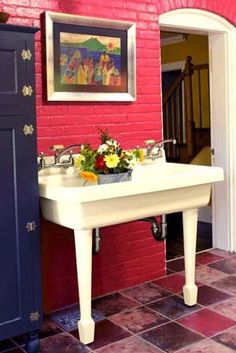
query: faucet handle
[
  {"left": 50, "top": 144, "right": 64, "bottom": 153},
  {"left": 144, "top": 139, "right": 155, "bottom": 146}
]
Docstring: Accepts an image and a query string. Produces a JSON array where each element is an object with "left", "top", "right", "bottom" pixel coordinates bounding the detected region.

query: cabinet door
[
  {"left": 0, "top": 115, "right": 42, "bottom": 339},
  {"left": 0, "top": 38, "right": 29, "bottom": 108}
]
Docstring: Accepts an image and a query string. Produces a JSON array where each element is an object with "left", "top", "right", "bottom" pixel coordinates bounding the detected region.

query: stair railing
[{"left": 163, "top": 56, "right": 195, "bottom": 161}]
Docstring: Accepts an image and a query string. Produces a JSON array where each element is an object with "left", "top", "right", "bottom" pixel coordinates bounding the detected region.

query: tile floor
[{"left": 1, "top": 249, "right": 236, "bottom": 353}]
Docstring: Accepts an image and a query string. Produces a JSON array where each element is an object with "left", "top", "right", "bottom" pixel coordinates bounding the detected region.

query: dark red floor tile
[
  {"left": 110, "top": 306, "right": 169, "bottom": 333},
  {"left": 122, "top": 282, "right": 171, "bottom": 304},
  {"left": 152, "top": 273, "right": 186, "bottom": 293},
  {"left": 167, "top": 258, "right": 185, "bottom": 272},
  {"left": 178, "top": 308, "right": 236, "bottom": 337},
  {"left": 208, "top": 258, "right": 236, "bottom": 274},
  {"left": 196, "top": 251, "right": 224, "bottom": 265},
  {"left": 92, "top": 292, "right": 138, "bottom": 317},
  {"left": 148, "top": 294, "right": 201, "bottom": 320},
  {"left": 195, "top": 265, "right": 227, "bottom": 284},
  {"left": 140, "top": 321, "right": 203, "bottom": 353},
  {"left": 95, "top": 336, "right": 164, "bottom": 353},
  {"left": 211, "top": 276, "right": 236, "bottom": 295},
  {"left": 38, "top": 332, "right": 89, "bottom": 353},
  {"left": 167, "top": 258, "right": 200, "bottom": 273},
  {"left": 177, "top": 338, "right": 235, "bottom": 352},
  {"left": 197, "top": 285, "right": 232, "bottom": 306},
  {"left": 38, "top": 318, "right": 63, "bottom": 339},
  {"left": 71, "top": 319, "right": 130, "bottom": 350},
  {"left": 213, "top": 326, "right": 236, "bottom": 351},
  {"left": 212, "top": 297, "right": 236, "bottom": 321}
]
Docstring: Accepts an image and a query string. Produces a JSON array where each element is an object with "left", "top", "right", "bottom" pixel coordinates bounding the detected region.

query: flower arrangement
[{"left": 75, "top": 129, "right": 144, "bottom": 183}]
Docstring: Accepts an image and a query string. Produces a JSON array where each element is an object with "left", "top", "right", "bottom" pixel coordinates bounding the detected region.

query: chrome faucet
[
  {"left": 38, "top": 152, "right": 46, "bottom": 170},
  {"left": 145, "top": 138, "right": 176, "bottom": 159},
  {"left": 38, "top": 144, "right": 81, "bottom": 170},
  {"left": 55, "top": 144, "right": 81, "bottom": 164}
]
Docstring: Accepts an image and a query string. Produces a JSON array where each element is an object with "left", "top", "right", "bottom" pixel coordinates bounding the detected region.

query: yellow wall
[
  {"left": 161, "top": 33, "right": 208, "bottom": 64},
  {"left": 161, "top": 34, "right": 210, "bottom": 128}
]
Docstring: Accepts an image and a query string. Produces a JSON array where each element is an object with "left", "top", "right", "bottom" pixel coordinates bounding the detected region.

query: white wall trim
[{"left": 159, "top": 9, "right": 236, "bottom": 251}]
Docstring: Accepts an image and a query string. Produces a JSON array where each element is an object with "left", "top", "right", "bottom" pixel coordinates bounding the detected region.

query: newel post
[{"left": 184, "top": 56, "right": 195, "bottom": 158}]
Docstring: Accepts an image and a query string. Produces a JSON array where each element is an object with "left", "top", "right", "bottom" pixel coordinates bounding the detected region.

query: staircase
[{"left": 162, "top": 56, "right": 210, "bottom": 163}]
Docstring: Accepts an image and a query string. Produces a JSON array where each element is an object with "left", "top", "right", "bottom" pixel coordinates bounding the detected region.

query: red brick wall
[
  {"left": 2, "top": 0, "right": 235, "bottom": 312},
  {"left": 40, "top": 220, "right": 165, "bottom": 312}
]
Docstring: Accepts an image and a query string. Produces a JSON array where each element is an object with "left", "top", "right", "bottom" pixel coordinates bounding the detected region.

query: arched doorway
[{"left": 159, "top": 9, "right": 236, "bottom": 252}]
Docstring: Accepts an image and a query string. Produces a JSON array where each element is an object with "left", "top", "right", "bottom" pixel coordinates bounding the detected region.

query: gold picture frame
[{"left": 45, "top": 11, "right": 136, "bottom": 101}]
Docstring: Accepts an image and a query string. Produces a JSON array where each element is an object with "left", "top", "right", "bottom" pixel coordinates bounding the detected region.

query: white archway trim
[
  {"left": 159, "top": 8, "right": 234, "bottom": 32},
  {"left": 159, "top": 9, "right": 236, "bottom": 251}
]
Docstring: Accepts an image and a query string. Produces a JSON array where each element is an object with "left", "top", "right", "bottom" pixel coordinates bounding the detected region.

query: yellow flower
[
  {"left": 80, "top": 171, "right": 98, "bottom": 182},
  {"left": 139, "top": 149, "right": 145, "bottom": 162},
  {"left": 74, "top": 155, "right": 85, "bottom": 168},
  {"left": 104, "top": 154, "right": 120, "bottom": 168}
]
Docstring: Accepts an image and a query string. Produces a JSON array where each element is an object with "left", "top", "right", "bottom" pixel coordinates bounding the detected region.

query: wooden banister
[
  {"left": 162, "top": 56, "right": 209, "bottom": 162},
  {"left": 184, "top": 56, "right": 195, "bottom": 158},
  {"left": 163, "top": 71, "right": 185, "bottom": 105}
]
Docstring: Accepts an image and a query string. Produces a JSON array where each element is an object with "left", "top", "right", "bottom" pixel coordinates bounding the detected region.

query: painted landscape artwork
[{"left": 60, "top": 32, "right": 122, "bottom": 86}]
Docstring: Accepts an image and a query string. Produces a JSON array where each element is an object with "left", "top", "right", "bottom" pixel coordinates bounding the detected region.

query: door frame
[{"left": 159, "top": 9, "right": 236, "bottom": 251}]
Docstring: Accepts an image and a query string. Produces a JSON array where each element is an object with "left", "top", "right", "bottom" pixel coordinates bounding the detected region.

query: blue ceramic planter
[{"left": 97, "top": 171, "right": 132, "bottom": 184}]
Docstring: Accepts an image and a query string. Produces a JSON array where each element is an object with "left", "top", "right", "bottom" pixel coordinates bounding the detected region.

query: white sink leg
[
  {"left": 182, "top": 208, "right": 198, "bottom": 306},
  {"left": 74, "top": 229, "right": 95, "bottom": 344}
]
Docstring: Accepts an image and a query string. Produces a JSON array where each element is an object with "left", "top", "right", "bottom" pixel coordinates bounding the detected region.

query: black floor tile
[{"left": 0, "top": 339, "right": 16, "bottom": 352}]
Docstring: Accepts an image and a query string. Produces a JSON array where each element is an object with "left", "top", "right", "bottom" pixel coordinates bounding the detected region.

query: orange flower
[{"left": 80, "top": 171, "right": 98, "bottom": 183}]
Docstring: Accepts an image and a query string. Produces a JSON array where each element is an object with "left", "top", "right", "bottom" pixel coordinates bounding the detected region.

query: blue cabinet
[{"left": 0, "top": 24, "right": 42, "bottom": 352}]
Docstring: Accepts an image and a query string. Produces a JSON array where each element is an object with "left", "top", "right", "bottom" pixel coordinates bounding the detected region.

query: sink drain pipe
[
  {"left": 160, "top": 215, "right": 168, "bottom": 240},
  {"left": 93, "top": 228, "right": 102, "bottom": 254},
  {"left": 92, "top": 215, "right": 167, "bottom": 254},
  {"left": 139, "top": 215, "right": 167, "bottom": 241}
]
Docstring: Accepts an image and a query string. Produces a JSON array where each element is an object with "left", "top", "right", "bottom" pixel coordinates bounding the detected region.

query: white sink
[
  {"left": 38, "top": 157, "right": 223, "bottom": 344},
  {"left": 39, "top": 161, "right": 223, "bottom": 230}
]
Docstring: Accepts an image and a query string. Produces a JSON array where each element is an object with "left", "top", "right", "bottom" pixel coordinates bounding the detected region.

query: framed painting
[{"left": 45, "top": 11, "right": 136, "bottom": 101}]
